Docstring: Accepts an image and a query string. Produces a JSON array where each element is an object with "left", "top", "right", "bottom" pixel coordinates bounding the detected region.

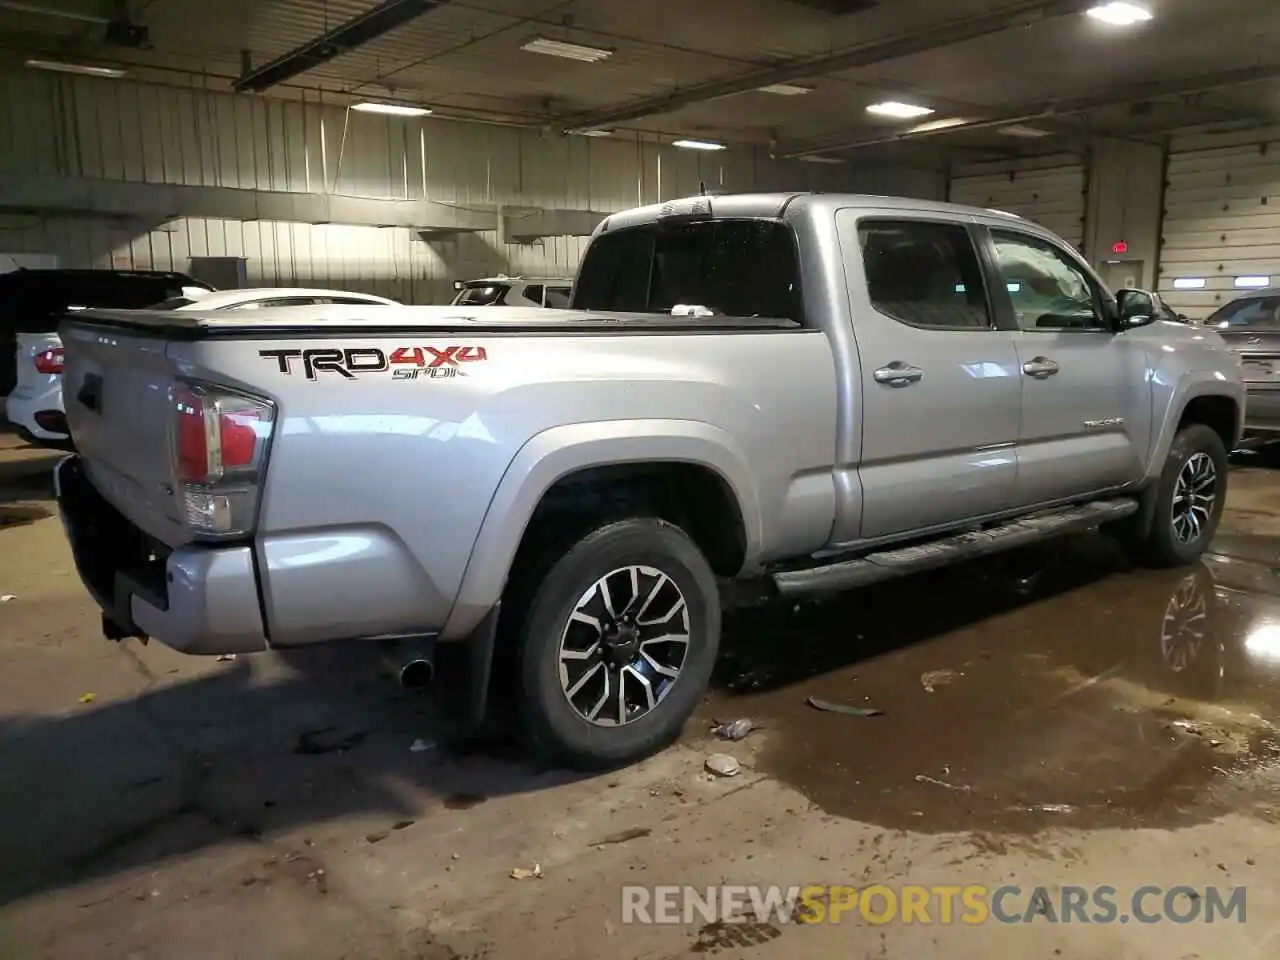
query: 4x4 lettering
[
  {"left": 390, "top": 346, "right": 425, "bottom": 366},
  {"left": 426, "top": 345, "right": 488, "bottom": 366}
]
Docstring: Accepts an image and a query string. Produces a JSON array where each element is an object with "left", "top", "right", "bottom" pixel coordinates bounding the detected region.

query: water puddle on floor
[{"left": 712, "top": 533, "right": 1280, "bottom": 833}]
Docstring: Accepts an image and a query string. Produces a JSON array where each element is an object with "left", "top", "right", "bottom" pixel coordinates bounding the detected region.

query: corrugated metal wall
[
  {"left": 948, "top": 153, "right": 1089, "bottom": 250},
  {"left": 1159, "top": 124, "right": 1280, "bottom": 317},
  {"left": 0, "top": 71, "right": 945, "bottom": 303}
]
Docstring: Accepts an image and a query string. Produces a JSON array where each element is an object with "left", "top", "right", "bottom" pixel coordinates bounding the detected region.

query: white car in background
[
  {"left": 451, "top": 276, "right": 573, "bottom": 308},
  {"left": 7, "top": 286, "right": 398, "bottom": 446}
]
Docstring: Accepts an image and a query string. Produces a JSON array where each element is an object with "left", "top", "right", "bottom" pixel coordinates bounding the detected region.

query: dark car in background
[{"left": 1, "top": 269, "right": 213, "bottom": 439}]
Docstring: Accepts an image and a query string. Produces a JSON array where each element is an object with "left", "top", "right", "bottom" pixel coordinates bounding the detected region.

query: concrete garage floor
[{"left": 4, "top": 432, "right": 1280, "bottom": 958}]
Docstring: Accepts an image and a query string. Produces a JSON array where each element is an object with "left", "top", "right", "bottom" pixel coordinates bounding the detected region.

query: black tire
[
  {"left": 1132, "top": 423, "right": 1228, "bottom": 568},
  {"left": 513, "top": 517, "right": 720, "bottom": 770}
]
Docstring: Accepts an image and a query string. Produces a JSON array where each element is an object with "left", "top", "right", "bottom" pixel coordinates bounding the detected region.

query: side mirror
[{"left": 1115, "top": 288, "right": 1156, "bottom": 328}]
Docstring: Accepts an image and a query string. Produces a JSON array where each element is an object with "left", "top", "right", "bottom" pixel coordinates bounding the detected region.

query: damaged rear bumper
[{"left": 53, "top": 455, "right": 267, "bottom": 655}]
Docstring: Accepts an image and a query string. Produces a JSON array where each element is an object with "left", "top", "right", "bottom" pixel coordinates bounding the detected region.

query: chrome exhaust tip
[{"left": 398, "top": 657, "right": 435, "bottom": 689}]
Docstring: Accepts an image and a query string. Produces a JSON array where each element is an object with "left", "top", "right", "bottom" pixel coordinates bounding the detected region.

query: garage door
[
  {"left": 948, "top": 154, "right": 1087, "bottom": 250},
  {"left": 1159, "top": 125, "right": 1280, "bottom": 319}
]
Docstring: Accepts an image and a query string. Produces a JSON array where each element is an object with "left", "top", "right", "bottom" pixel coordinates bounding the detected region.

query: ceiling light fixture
[
  {"left": 568, "top": 128, "right": 613, "bottom": 137},
  {"left": 351, "top": 101, "right": 431, "bottom": 116},
  {"left": 521, "top": 37, "right": 613, "bottom": 63},
  {"left": 671, "top": 138, "right": 725, "bottom": 151},
  {"left": 909, "top": 117, "right": 969, "bottom": 133},
  {"left": 999, "top": 124, "right": 1053, "bottom": 138},
  {"left": 866, "top": 101, "right": 934, "bottom": 119},
  {"left": 798, "top": 155, "right": 845, "bottom": 164},
  {"left": 758, "top": 82, "right": 814, "bottom": 96},
  {"left": 24, "top": 58, "right": 125, "bottom": 78},
  {"left": 1085, "top": 2, "right": 1153, "bottom": 26}
]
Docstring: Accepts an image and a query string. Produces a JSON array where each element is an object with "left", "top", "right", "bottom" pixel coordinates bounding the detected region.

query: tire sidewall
[
  {"left": 517, "top": 518, "right": 721, "bottom": 768},
  {"left": 1149, "top": 424, "right": 1228, "bottom": 565}
]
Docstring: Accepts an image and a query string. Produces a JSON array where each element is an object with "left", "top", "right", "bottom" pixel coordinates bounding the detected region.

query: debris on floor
[
  {"left": 77, "top": 692, "right": 95, "bottom": 704},
  {"left": 705, "top": 754, "right": 741, "bottom": 777},
  {"left": 590, "top": 827, "right": 652, "bottom": 847},
  {"left": 215, "top": 653, "right": 236, "bottom": 662},
  {"left": 711, "top": 718, "right": 757, "bottom": 741},
  {"left": 806, "top": 695, "right": 882, "bottom": 717},
  {"left": 293, "top": 726, "right": 367, "bottom": 755},
  {"left": 510, "top": 863, "right": 543, "bottom": 880},
  {"left": 409, "top": 738, "right": 436, "bottom": 753},
  {"left": 920, "top": 669, "right": 962, "bottom": 693},
  {"left": 915, "top": 774, "right": 971, "bottom": 792},
  {"left": 0, "top": 594, "right": 15, "bottom": 602}
]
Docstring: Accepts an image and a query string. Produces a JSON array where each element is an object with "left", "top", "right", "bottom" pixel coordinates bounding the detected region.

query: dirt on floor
[{"left": 4, "top": 434, "right": 1280, "bottom": 959}]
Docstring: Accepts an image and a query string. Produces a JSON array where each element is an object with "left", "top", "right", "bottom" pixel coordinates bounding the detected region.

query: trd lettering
[{"left": 259, "top": 344, "right": 487, "bottom": 379}]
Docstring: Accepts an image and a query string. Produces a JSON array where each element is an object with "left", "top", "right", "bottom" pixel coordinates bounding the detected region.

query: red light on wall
[{"left": 1112, "top": 241, "right": 1129, "bottom": 255}]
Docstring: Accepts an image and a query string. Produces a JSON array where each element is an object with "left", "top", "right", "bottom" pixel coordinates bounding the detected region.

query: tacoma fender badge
[{"left": 1083, "top": 417, "right": 1125, "bottom": 429}]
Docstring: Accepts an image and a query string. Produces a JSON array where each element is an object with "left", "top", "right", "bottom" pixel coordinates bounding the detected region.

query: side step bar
[{"left": 771, "top": 498, "right": 1138, "bottom": 597}]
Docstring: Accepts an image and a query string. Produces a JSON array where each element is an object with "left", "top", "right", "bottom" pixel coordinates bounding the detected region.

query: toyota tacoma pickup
[{"left": 53, "top": 192, "right": 1245, "bottom": 770}]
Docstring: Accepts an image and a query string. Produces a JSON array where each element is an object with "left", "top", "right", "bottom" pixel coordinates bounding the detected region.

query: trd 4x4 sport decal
[{"left": 259, "top": 345, "right": 488, "bottom": 380}]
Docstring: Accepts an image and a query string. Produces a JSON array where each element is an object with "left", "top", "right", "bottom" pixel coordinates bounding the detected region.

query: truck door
[
  {"left": 979, "top": 226, "right": 1149, "bottom": 507},
  {"left": 835, "top": 212, "right": 1022, "bottom": 542}
]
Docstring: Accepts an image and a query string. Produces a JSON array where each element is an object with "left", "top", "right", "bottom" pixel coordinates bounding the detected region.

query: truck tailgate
[{"left": 60, "top": 317, "right": 187, "bottom": 546}]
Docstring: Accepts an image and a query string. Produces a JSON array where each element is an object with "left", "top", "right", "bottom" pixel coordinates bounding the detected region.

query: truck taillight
[
  {"left": 34, "top": 347, "right": 64, "bottom": 374},
  {"left": 170, "top": 381, "right": 275, "bottom": 538}
]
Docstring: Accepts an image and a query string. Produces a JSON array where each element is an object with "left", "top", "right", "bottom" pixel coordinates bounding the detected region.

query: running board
[{"left": 771, "top": 498, "right": 1138, "bottom": 597}]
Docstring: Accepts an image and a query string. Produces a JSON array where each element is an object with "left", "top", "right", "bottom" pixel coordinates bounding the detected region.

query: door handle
[
  {"left": 1022, "top": 356, "right": 1059, "bottom": 379},
  {"left": 873, "top": 362, "right": 923, "bottom": 387}
]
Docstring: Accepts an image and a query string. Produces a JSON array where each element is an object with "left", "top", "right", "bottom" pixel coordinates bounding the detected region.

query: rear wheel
[
  {"left": 513, "top": 517, "right": 720, "bottom": 770},
  {"left": 1129, "top": 424, "right": 1227, "bottom": 568}
]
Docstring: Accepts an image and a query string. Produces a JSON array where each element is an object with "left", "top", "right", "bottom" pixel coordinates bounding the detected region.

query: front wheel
[
  {"left": 1133, "top": 424, "right": 1228, "bottom": 568},
  {"left": 514, "top": 517, "right": 721, "bottom": 770}
]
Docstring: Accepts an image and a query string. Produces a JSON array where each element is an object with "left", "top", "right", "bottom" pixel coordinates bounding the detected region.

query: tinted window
[
  {"left": 454, "top": 283, "right": 508, "bottom": 307},
  {"left": 329, "top": 296, "right": 388, "bottom": 305},
  {"left": 1205, "top": 296, "right": 1280, "bottom": 328},
  {"left": 858, "top": 220, "right": 991, "bottom": 329},
  {"left": 225, "top": 297, "right": 320, "bottom": 309},
  {"left": 990, "top": 230, "right": 1103, "bottom": 331},
  {"left": 572, "top": 219, "right": 802, "bottom": 323},
  {"left": 522, "top": 284, "right": 545, "bottom": 305},
  {"left": 544, "top": 286, "right": 572, "bottom": 308}
]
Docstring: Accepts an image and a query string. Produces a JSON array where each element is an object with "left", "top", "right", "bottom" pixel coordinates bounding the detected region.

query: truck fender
[
  {"left": 439, "top": 418, "right": 762, "bottom": 642},
  {"left": 1142, "top": 374, "right": 1245, "bottom": 484}
]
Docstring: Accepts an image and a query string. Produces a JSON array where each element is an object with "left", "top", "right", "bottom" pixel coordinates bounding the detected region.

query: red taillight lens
[
  {"left": 171, "top": 381, "right": 275, "bottom": 537},
  {"left": 34, "top": 347, "right": 64, "bottom": 374}
]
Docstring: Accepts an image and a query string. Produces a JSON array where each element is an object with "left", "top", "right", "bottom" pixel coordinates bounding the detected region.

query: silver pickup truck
[{"left": 53, "top": 192, "right": 1244, "bottom": 770}]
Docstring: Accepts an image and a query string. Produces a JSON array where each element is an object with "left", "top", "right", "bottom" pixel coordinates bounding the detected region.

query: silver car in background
[{"left": 1200, "top": 289, "right": 1280, "bottom": 441}]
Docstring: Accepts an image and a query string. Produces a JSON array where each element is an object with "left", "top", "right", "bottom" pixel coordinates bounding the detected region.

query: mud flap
[{"left": 433, "top": 604, "right": 501, "bottom": 730}]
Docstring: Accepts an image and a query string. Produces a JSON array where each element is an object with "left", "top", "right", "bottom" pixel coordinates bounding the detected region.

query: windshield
[
  {"left": 1205, "top": 296, "right": 1280, "bottom": 328},
  {"left": 453, "top": 283, "right": 509, "bottom": 307},
  {"left": 571, "top": 218, "right": 803, "bottom": 323}
]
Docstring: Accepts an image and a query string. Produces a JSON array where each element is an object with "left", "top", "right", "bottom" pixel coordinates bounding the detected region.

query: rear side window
[
  {"left": 522, "top": 284, "right": 545, "bottom": 305},
  {"left": 858, "top": 220, "right": 991, "bottom": 330},
  {"left": 572, "top": 219, "right": 803, "bottom": 323},
  {"left": 454, "top": 283, "right": 509, "bottom": 306},
  {"left": 545, "top": 286, "right": 571, "bottom": 308},
  {"left": 1205, "top": 296, "right": 1280, "bottom": 328}
]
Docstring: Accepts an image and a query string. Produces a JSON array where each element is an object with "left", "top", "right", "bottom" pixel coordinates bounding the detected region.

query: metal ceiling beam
[
  {"left": 781, "top": 63, "right": 1280, "bottom": 157},
  {"left": 234, "top": 0, "right": 450, "bottom": 94},
  {"left": 558, "top": 0, "right": 1091, "bottom": 131}
]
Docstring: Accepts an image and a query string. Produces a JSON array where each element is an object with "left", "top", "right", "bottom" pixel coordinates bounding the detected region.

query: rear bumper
[
  {"left": 5, "top": 387, "right": 69, "bottom": 442},
  {"left": 54, "top": 455, "right": 267, "bottom": 655}
]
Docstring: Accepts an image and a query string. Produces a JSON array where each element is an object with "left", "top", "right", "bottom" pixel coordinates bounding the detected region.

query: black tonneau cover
[{"left": 65, "top": 306, "right": 802, "bottom": 340}]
